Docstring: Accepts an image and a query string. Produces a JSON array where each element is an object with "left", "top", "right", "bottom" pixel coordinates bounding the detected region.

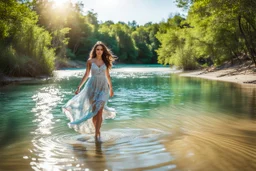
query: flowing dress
[{"left": 62, "top": 62, "right": 116, "bottom": 134}]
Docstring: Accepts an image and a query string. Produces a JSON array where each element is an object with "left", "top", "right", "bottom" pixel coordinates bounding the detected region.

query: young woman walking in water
[{"left": 62, "top": 41, "right": 116, "bottom": 141}]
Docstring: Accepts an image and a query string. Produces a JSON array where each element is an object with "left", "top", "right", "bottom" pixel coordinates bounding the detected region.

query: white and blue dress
[{"left": 62, "top": 62, "right": 116, "bottom": 133}]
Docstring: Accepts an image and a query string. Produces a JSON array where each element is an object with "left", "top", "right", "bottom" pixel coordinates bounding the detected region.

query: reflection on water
[{"left": 0, "top": 65, "right": 255, "bottom": 171}]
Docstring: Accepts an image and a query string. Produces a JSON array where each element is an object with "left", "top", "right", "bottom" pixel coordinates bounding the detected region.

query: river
[{"left": 0, "top": 65, "right": 255, "bottom": 171}]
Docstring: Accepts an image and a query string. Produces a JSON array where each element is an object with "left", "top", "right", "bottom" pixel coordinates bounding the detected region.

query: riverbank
[
  {"left": 179, "top": 61, "right": 256, "bottom": 86},
  {"left": 0, "top": 59, "right": 84, "bottom": 87},
  {"left": 55, "top": 59, "right": 85, "bottom": 69},
  {"left": 1, "top": 60, "right": 256, "bottom": 87},
  {"left": 0, "top": 75, "right": 52, "bottom": 87}
]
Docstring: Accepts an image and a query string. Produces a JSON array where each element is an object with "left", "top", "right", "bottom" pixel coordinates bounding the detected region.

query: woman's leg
[
  {"left": 95, "top": 107, "right": 103, "bottom": 138},
  {"left": 92, "top": 116, "right": 97, "bottom": 129},
  {"left": 91, "top": 100, "right": 97, "bottom": 133}
]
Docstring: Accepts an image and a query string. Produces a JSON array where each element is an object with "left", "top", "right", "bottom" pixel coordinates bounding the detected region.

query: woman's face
[{"left": 95, "top": 45, "right": 103, "bottom": 57}]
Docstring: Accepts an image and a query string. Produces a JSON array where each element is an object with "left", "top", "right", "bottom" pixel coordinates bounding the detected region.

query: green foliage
[
  {"left": 175, "top": 0, "right": 194, "bottom": 9},
  {"left": 32, "top": 0, "right": 161, "bottom": 64},
  {"left": 2, "top": 0, "right": 256, "bottom": 77},
  {"left": 132, "top": 27, "right": 152, "bottom": 63},
  {"left": 156, "top": 0, "right": 256, "bottom": 70},
  {"left": 8, "top": 0, "right": 256, "bottom": 76},
  {"left": 0, "top": 0, "right": 55, "bottom": 77},
  {"left": 156, "top": 14, "right": 198, "bottom": 69},
  {"left": 1, "top": 0, "right": 164, "bottom": 77},
  {"left": 66, "top": 48, "right": 76, "bottom": 59},
  {"left": 113, "top": 24, "right": 138, "bottom": 63}
]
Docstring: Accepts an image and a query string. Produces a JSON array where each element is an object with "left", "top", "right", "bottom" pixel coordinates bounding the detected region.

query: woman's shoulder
[{"left": 87, "top": 58, "right": 94, "bottom": 64}]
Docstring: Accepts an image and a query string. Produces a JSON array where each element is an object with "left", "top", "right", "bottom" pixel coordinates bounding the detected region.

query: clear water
[{"left": 0, "top": 65, "right": 255, "bottom": 171}]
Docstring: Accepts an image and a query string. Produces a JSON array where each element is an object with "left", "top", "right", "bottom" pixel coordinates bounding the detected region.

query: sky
[{"left": 53, "top": 0, "right": 186, "bottom": 25}]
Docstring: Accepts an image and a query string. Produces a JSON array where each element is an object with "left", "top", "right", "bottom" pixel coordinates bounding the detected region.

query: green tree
[
  {"left": 0, "top": 0, "right": 55, "bottom": 76},
  {"left": 175, "top": 0, "right": 256, "bottom": 66},
  {"left": 156, "top": 15, "right": 198, "bottom": 69},
  {"left": 132, "top": 27, "right": 153, "bottom": 63}
]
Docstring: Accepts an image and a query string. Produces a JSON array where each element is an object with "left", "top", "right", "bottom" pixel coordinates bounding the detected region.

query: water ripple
[{"left": 29, "top": 128, "right": 174, "bottom": 170}]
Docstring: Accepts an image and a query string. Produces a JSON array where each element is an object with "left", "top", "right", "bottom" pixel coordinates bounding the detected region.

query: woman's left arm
[{"left": 105, "top": 68, "right": 114, "bottom": 97}]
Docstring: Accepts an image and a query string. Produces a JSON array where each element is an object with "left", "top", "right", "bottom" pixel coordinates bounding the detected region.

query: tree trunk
[
  {"left": 73, "top": 40, "right": 80, "bottom": 55},
  {"left": 238, "top": 15, "right": 256, "bottom": 67}
]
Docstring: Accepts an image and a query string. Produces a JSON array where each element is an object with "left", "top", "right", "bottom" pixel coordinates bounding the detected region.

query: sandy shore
[{"left": 179, "top": 67, "right": 256, "bottom": 86}]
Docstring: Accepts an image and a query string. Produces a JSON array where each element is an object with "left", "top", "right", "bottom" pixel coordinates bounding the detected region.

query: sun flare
[{"left": 51, "top": 0, "right": 69, "bottom": 8}]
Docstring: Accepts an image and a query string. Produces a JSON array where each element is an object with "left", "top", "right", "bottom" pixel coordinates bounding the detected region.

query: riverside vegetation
[{"left": 0, "top": 0, "right": 256, "bottom": 78}]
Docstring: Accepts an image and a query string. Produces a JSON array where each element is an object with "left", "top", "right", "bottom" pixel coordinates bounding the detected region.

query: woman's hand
[
  {"left": 109, "top": 88, "right": 114, "bottom": 97},
  {"left": 75, "top": 88, "right": 80, "bottom": 95}
]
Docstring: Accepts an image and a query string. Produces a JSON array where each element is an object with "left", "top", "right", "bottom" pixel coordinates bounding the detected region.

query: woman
[{"left": 62, "top": 41, "right": 116, "bottom": 140}]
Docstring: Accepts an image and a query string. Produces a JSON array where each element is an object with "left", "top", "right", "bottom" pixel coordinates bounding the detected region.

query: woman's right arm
[{"left": 75, "top": 59, "right": 91, "bottom": 94}]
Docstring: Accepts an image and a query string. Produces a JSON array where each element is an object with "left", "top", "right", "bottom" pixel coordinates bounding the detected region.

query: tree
[
  {"left": 175, "top": 0, "right": 256, "bottom": 66},
  {"left": 0, "top": 0, "right": 55, "bottom": 76}
]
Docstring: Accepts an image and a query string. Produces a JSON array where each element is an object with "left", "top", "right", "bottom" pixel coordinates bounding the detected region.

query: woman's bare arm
[
  {"left": 105, "top": 68, "right": 114, "bottom": 97},
  {"left": 75, "top": 59, "right": 92, "bottom": 94}
]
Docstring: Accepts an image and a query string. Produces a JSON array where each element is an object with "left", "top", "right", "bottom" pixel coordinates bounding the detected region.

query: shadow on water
[{"left": 70, "top": 138, "right": 107, "bottom": 170}]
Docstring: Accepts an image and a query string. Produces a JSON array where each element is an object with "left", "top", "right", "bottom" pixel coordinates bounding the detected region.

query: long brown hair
[{"left": 89, "top": 41, "right": 116, "bottom": 69}]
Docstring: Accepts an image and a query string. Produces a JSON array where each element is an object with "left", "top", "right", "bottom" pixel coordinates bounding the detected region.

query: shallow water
[{"left": 0, "top": 65, "right": 255, "bottom": 171}]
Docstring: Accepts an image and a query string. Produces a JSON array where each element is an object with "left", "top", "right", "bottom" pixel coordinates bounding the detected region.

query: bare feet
[{"left": 95, "top": 133, "right": 101, "bottom": 142}]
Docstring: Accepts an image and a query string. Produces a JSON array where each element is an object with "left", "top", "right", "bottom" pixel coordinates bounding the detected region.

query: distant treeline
[{"left": 0, "top": 0, "right": 255, "bottom": 77}]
